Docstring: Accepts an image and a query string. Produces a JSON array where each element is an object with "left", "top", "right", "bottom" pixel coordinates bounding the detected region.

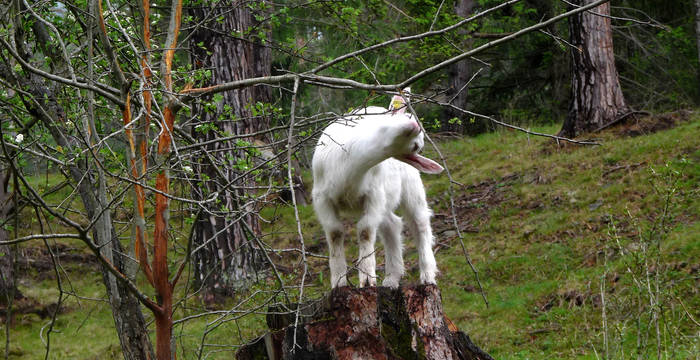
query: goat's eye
[{"left": 412, "top": 143, "right": 420, "bottom": 152}]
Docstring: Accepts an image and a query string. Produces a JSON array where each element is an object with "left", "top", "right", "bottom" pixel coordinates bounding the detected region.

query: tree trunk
[
  {"left": 559, "top": 0, "right": 629, "bottom": 138},
  {"left": 444, "top": 0, "right": 482, "bottom": 135},
  {"left": 0, "top": 169, "right": 20, "bottom": 302},
  {"left": 237, "top": 285, "right": 493, "bottom": 360},
  {"left": 189, "top": 1, "right": 274, "bottom": 301},
  {"left": 695, "top": 0, "right": 700, "bottom": 97}
]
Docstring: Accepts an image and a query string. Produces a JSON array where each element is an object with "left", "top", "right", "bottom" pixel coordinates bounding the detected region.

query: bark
[
  {"left": 189, "top": 0, "right": 274, "bottom": 301},
  {"left": 0, "top": 169, "right": 20, "bottom": 301},
  {"left": 559, "top": 0, "right": 629, "bottom": 138},
  {"left": 695, "top": 0, "right": 700, "bottom": 96},
  {"left": 237, "top": 285, "right": 493, "bottom": 360},
  {"left": 444, "top": 0, "right": 484, "bottom": 135}
]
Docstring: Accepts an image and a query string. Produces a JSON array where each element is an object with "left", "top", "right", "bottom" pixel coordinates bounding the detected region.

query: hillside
[
  {"left": 2, "top": 112, "right": 699, "bottom": 359},
  {"left": 424, "top": 112, "right": 699, "bottom": 358}
]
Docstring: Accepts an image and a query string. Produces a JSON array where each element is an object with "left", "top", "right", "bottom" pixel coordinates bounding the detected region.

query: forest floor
[{"left": 2, "top": 110, "right": 699, "bottom": 359}]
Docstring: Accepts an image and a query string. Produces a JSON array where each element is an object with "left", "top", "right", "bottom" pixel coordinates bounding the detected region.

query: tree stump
[{"left": 237, "top": 285, "right": 493, "bottom": 360}]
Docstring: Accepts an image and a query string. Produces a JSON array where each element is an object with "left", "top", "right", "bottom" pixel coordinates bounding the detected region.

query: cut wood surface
[{"left": 237, "top": 285, "right": 493, "bottom": 360}]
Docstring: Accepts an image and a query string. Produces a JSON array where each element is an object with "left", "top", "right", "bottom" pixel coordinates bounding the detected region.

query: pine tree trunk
[
  {"left": 444, "top": 0, "right": 481, "bottom": 135},
  {"left": 695, "top": 0, "right": 700, "bottom": 97},
  {"left": 237, "top": 285, "right": 493, "bottom": 360},
  {"left": 559, "top": 0, "right": 629, "bottom": 138},
  {"left": 0, "top": 170, "right": 20, "bottom": 302},
  {"left": 189, "top": 1, "right": 273, "bottom": 301}
]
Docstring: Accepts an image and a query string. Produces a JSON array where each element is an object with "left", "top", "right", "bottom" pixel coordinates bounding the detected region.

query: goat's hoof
[
  {"left": 359, "top": 278, "right": 377, "bottom": 287},
  {"left": 382, "top": 278, "right": 400, "bottom": 288},
  {"left": 331, "top": 277, "right": 348, "bottom": 288},
  {"left": 420, "top": 273, "right": 437, "bottom": 285}
]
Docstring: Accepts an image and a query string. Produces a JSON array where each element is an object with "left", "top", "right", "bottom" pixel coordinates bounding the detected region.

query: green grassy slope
[
  {"left": 3, "top": 113, "right": 698, "bottom": 359},
  {"left": 427, "top": 116, "right": 700, "bottom": 358}
]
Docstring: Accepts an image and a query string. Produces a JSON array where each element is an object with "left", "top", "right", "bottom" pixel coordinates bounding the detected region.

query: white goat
[{"left": 312, "top": 94, "right": 443, "bottom": 288}]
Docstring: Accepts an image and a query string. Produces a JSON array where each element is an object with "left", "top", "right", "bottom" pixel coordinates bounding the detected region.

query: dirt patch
[
  {"left": 18, "top": 243, "right": 97, "bottom": 279},
  {"left": 535, "top": 273, "right": 622, "bottom": 313},
  {"left": 540, "top": 110, "right": 694, "bottom": 154},
  {"left": 432, "top": 173, "right": 519, "bottom": 239},
  {"left": 0, "top": 296, "right": 65, "bottom": 324},
  {"left": 615, "top": 110, "right": 693, "bottom": 137},
  {"left": 534, "top": 289, "right": 603, "bottom": 313}
]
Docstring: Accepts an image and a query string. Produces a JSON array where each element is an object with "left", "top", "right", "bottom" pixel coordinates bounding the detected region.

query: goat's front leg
[
  {"left": 356, "top": 224, "right": 378, "bottom": 287},
  {"left": 315, "top": 198, "right": 347, "bottom": 288},
  {"left": 327, "top": 228, "right": 348, "bottom": 288}
]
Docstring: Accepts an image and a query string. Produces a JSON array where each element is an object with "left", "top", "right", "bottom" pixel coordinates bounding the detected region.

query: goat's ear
[
  {"left": 389, "top": 87, "right": 411, "bottom": 114},
  {"left": 389, "top": 95, "right": 406, "bottom": 114}
]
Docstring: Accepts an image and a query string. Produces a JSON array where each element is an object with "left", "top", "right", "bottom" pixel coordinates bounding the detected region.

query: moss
[{"left": 377, "top": 288, "right": 425, "bottom": 360}]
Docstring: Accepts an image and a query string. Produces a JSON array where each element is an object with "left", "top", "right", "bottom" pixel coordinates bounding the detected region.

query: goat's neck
[{"left": 339, "top": 137, "right": 391, "bottom": 189}]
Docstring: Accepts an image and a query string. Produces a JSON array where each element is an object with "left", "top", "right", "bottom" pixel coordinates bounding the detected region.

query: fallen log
[{"left": 237, "top": 285, "right": 493, "bottom": 360}]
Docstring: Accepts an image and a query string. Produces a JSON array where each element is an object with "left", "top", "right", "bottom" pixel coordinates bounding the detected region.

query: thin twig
[
  {"left": 404, "top": 98, "right": 489, "bottom": 307},
  {"left": 286, "top": 77, "right": 308, "bottom": 353}
]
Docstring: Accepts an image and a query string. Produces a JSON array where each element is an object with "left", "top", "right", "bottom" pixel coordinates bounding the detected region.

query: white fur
[{"left": 312, "top": 106, "right": 441, "bottom": 288}]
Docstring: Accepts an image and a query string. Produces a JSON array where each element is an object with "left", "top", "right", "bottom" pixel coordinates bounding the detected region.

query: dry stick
[
  {"left": 34, "top": 207, "right": 64, "bottom": 360},
  {"left": 11, "top": 166, "right": 160, "bottom": 311},
  {"left": 601, "top": 246, "right": 609, "bottom": 359},
  {"left": 429, "top": 0, "right": 447, "bottom": 31},
  {"left": 183, "top": 0, "right": 609, "bottom": 100},
  {"left": 311, "top": 0, "right": 522, "bottom": 74},
  {"left": 448, "top": 67, "right": 485, "bottom": 104},
  {"left": 404, "top": 99, "right": 488, "bottom": 307},
  {"left": 397, "top": 0, "right": 611, "bottom": 88},
  {"left": 0, "top": 233, "right": 88, "bottom": 246},
  {"left": 424, "top": 97, "right": 599, "bottom": 146},
  {"left": 0, "top": 37, "right": 123, "bottom": 105},
  {"left": 287, "top": 77, "right": 308, "bottom": 352},
  {"left": 561, "top": 0, "right": 667, "bottom": 29}
]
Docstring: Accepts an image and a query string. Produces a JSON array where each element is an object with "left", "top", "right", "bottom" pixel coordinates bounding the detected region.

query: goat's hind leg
[
  {"left": 379, "top": 213, "right": 404, "bottom": 288},
  {"left": 406, "top": 208, "right": 438, "bottom": 285}
]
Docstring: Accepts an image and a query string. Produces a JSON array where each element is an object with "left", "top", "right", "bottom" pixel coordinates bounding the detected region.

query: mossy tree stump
[{"left": 237, "top": 285, "right": 493, "bottom": 360}]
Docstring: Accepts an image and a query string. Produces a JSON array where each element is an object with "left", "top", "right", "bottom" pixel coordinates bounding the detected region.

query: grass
[
  {"left": 2, "top": 113, "right": 699, "bottom": 359},
  {"left": 428, "top": 119, "right": 700, "bottom": 358}
]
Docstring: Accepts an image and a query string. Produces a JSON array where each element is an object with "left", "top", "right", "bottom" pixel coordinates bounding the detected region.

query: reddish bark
[
  {"left": 237, "top": 285, "right": 493, "bottom": 360},
  {"left": 120, "top": 0, "right": 184, "bottom": 357}
]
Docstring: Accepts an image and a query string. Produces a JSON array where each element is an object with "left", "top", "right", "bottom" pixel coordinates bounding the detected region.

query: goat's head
[{"left": 378, "top": 92, "right": 444, "bottom": 174}]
